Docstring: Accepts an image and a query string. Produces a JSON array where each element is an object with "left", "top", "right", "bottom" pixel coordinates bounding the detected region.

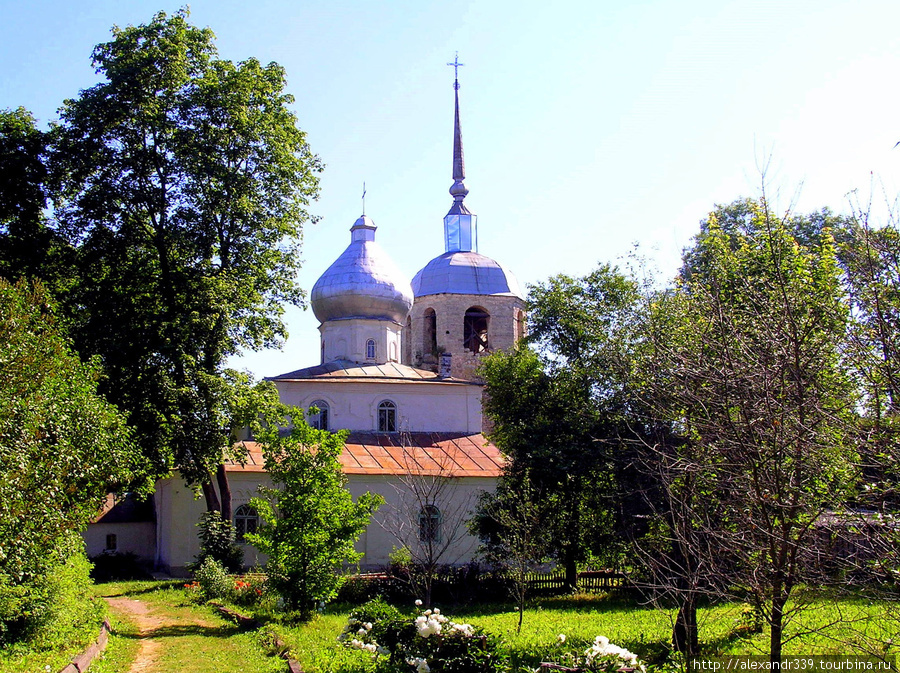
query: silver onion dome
[
  {"left": 311, "top": 215, "right": 414, "bottom": 324},
  {"left": 411, "top": 251, "right": 524, "bottom": 298}
]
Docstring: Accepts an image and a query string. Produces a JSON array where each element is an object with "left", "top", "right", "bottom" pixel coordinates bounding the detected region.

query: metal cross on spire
[
  {"left": 447, "top": 52, "right": 464, "bottom": 90},
  {"left": 361, "top": 182, "right": 366, "bottom": 215}
]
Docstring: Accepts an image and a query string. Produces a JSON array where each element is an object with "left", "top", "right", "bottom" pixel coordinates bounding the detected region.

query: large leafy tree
[
  {"left": 49, "top": 9, "right": 322, "bottom": 512},
  {"left": 0, "top": 108, "right": 73, "bottom": 294},
  {"left": 479, "top": 265, "right": 642, "bottom": 587},
  {"left": 0, "top": 279, "right": 139, "bottom": 641}
]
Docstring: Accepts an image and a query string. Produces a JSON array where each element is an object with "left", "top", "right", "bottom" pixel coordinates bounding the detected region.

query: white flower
[
  {"left": 433, "top": 608, "right": 440, "bottom": 615},
  {"left": 364, "top": 622, "right": 373, "bottom": 630},
  {"left": 557, "top": 633, "right": 566, "bottom": 643},
  {"left": 415, "top": 599, "right": 423, "bottom": 606},
  {"left": 407, "top": 656, "right": 431, "bottom": 673},
  {"left": 357, "top": 627, "right": 367, "bottom": 636}
]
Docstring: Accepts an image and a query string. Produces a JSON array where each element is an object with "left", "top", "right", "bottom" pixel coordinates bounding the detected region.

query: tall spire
[{"left": 444, "top": 53, "right": 476, "bottom": 253}]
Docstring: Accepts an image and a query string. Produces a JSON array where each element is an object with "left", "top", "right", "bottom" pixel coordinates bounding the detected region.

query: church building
[{"left": 85, "top": 68, "right": 525, "bottom": 576}]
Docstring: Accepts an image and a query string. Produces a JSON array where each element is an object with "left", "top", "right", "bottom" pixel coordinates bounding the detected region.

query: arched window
[
  {"left": 390, "top": 341, "right": 398, "bottom": 362},
  {"left": 464, "top": 306, "right": 490, "bottom": 353},
  {"left": 424, "top": 308, "right": 437, "bottom": 355},
  {"left": 378, "top": 400, "right": 397, "bottom": 432},
  {"left": 515, "top": 309, "right": 526, "bottom": 342},
  {"left": 308, "top": 400, "right": 329, "bottom": 431},
  {"left": 234, "top": 504, "right": 259, "bottom": 543},
  {"left": 366, "top": 338, "right": 376, "bottom": 360},
  {"left": 419, "top": 505, "right": 441, "bottom": 543}
]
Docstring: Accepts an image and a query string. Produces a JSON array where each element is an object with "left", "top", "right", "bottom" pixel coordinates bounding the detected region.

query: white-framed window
[
  {"left": 419, "top": 505, "right": 441, "bottom": 543},
  {"left": 366, "top": 338, "right": 376, "bottom": 360},
  {"left": 378, "top": 399, "right": 397, "bottom": 432},
  {"left": 234, "top": 504, "right": 259, "bottom": 543},
  {"left": 308, "top": 400, "right": 330, "bottom": 431}
]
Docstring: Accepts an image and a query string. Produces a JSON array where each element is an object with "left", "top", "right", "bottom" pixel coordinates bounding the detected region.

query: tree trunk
[
  {"left": 201, "top": 476, "right": 221, "bottom": 512},
  {"left": 672, "top": 594, "right": 699, "bottom": 660},
  {"left": 770, "top": 595, "right": 785, "bottom": 665},
  {"left": 216, "top": 463, "right": 232, "bottom": 523}
]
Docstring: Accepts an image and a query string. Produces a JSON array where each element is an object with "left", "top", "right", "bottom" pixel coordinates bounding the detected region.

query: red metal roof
[{"left": 227, "top": 432, "right": 504, "bottom": 478}]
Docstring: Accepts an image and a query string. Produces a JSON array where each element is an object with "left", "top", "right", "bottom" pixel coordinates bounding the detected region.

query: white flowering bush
[
  {"left": 547, "top": 633, "right": 647, "bottom": 673},
  {"left": 338, "top": 598, "right": 504, "bottom": 672}
]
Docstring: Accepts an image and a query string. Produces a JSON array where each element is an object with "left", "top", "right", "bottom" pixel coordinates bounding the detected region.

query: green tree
[
  {"left": 660, "top": 198, "right": 856, "bottom": 662},
  {"left": 247, "top": 413, "right": 382, "bottom": 620},
  {"left": 49, "top": 9, "right": 322, "bottom": 513},
  {"left": 0, "top": 108, "right": 73, "bottom": 293},
  {"left": 479, "top": 265, "right": 641, "bottom": 587},
  {"left": 0, "top": 279, "right": 139, "bottom": 641}
]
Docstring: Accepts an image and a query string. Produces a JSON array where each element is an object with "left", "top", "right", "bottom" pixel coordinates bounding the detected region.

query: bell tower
[{"left": 404, "top": 56, "right": 526, "bottom": 381}]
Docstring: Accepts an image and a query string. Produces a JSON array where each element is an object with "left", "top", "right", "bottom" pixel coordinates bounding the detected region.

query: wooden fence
[{"left": 524, "top": 569, "right": 629, "bottom": 595}]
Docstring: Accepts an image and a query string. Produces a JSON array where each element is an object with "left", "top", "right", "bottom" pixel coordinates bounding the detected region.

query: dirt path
[{"left": 104, "top": 596, "right": 216, "bottom": 673}]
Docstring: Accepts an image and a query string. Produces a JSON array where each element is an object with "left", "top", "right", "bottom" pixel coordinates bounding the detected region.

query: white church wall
[
  {"left": 275, "top": 380, "right": 483, "bottom": 434},
  {"left": 153, "top": 469, "right": 494, "bottom": 575},
  {"left": 83, "top": 522, "right": 155, "bottom": 562},
  {"left": 347, "top": 474, "right": 497, "bottom": 569}
]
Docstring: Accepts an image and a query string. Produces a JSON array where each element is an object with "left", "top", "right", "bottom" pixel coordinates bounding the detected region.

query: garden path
[{"left": 104, "top": 595, "right": 217, "bottom": 673}]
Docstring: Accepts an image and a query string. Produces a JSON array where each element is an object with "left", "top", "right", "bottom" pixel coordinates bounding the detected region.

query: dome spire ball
[{"left": 444, "top": 53, "right": 476, "bottom": 254}]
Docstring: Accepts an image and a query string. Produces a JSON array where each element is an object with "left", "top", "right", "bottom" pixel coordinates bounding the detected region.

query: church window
[
  {"left": 366, "top": 338, "right": 376, "bottom": 360},
  {"left": 378, "top": 400, "right": 397, "bottom": 432},
  {"left": 464, "top": 307, "right": 490, "bottom": 353},
  {"left": 419, "top": 505, "right": 441, "bottom": 543},
  {"left": 234, "top": 504, "right": 259, "bottom": 543},
  {"left": 515, "top": 309, "right": 526, "bottom": 342},
  {"left": 424, "top": 308, "right": 437, "bottom": 355},
  {"left": 308, "top": 400, "right": 329, "bottom": 430},
  {"left": 390, "top": 341, "right": 398, "bottom": 362},
  {"left": 105, "top": 534, "right": 117, "bottom": 551}
]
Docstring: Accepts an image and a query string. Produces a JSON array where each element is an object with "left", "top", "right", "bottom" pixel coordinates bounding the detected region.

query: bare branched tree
[{"left": 380, "top": 431, "right": 479, "bottom": 606}]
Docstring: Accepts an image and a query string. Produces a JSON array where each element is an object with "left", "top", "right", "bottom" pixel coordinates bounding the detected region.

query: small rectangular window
[{"left": 106, "top": 534, "right": 117, "bottom": 551}]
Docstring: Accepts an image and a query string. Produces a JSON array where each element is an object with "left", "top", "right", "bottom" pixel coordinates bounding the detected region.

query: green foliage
[
  {"left": 195, "top": 557, "right": 231, "bottom": 601},
  {"left": 194, "top": 510, "right": 244, "bottom": 573},
  {"left": 0, "top": 279, "right": 139, "bottom": 642},
  {"left": 479, "top": 265, "right": 641, "bottom": 582},
  {"left": 246, "top": 413, "right": 383, "bottom": 620},
  {"left": 0, "top": 536, "right": 103, "bottom": 648},
  {"left": 38, "top": 8, "right": 322, "bottom": 494}
]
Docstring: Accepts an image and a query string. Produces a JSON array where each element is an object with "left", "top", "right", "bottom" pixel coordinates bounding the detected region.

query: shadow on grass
[
  {"left": 97, "top": 581, "right": 184, "bottom": 598},
  {"left": 112, "top": 623, "right": 243, "bottom": 640}
]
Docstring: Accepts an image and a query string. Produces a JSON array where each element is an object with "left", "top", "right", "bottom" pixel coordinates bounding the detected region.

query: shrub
[
  {"left": 339, "top": 599, "right": 505, "bottom": 672},
  {"left": 195, "top": 557, "right": 231, "bottom": 600},
  {"left": 193, "top": 511, "right": 243, "bottom": 573},
  {"left": 0, "top": 544, "right": 103, "bottom": 649}
]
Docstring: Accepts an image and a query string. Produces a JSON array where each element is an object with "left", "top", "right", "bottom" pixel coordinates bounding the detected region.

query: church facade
[{"left": 86, "top": 72, "right": 525, "bottom": 576}]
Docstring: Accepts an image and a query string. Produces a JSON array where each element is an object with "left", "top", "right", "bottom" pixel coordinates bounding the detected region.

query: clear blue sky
[{"left": 3, "top": 0, "right": 899, "bottom": 378}]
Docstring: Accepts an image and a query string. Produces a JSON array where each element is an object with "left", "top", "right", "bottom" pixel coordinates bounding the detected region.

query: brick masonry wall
[{"left": 406, "top": 293, "right": 526, "bottom": 382}]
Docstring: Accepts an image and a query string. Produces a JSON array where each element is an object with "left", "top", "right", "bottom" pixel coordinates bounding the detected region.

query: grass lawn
[{"left": 269, "top": 591, "right": 900, "bottom": 673}]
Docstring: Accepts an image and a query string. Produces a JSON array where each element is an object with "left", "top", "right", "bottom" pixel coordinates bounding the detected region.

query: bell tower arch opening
[{"left": 463, "top": 306, "right": 490, "bottom": 353}]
